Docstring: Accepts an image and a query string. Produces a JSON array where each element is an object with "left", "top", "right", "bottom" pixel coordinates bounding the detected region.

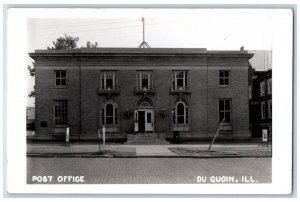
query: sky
[{"left": 26, "top": 10, "right": 274, "bottom": 106}]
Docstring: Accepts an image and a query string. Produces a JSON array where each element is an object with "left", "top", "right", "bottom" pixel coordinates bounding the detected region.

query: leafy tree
[
  {"left": 86, "top": 41, "right": 98, "bottom": 48},
  {"left": 27, "top": 64, "right": 35, "bottom": 76},
  {"left": 49, "top": 34, "right": 79, "bottom": 50},
  {"left": 27, "top": 63, "right": 35, "bottom": 97}
]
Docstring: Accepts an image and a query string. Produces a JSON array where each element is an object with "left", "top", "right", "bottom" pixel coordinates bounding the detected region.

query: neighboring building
[
  {"left": 248, "top": 69, "right": 272, "bottom": 140},
  {"left": 26, "top": 106, "right": 35, "bottom": 130},
  {"left": 29, "top": 47, "right": 253, "bottom": 142}
]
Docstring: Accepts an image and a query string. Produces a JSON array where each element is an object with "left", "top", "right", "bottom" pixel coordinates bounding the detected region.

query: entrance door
[
  {"left": 145, "top": 110, "right": 154, "bottom": 132},
  {"left": 138, "top": 111, "right": 145, "bottom": 133}
]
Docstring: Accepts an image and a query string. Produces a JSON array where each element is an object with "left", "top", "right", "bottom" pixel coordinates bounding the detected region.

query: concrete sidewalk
[{"left": 27, "top": 142, "right": 272, "bottom": 158}]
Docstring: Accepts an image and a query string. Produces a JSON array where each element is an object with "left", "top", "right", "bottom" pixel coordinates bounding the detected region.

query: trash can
[{"left": 173, "top": 131, "right": 180, "bottom": 143}]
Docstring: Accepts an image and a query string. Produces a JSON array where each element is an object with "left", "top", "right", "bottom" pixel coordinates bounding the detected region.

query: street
[{"left": 27, "top": 157, "right": 271, "bottom": 184}]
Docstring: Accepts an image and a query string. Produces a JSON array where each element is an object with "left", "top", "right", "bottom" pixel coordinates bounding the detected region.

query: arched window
[
  {"left": 102, "top": 103, "right": 118, "bottom": 125},
  {"left": 173, "top": 101, "right": 188, "bottom": 125}
]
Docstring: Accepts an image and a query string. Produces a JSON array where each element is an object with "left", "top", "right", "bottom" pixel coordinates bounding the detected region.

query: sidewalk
[{"left": 27, "top": 142, "right": 272, "bottom": 158}]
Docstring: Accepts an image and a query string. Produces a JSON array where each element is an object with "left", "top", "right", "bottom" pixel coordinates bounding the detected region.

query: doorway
[
  {"left": 135, "top": 109, "right": 154, "bottom": 133},
  {"left": 138, "top": 111, "right": 145, "bottom": 133}
]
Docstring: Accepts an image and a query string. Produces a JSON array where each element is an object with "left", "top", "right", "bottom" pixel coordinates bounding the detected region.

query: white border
[{"left": 6, "top": 8, "right": 293, "bottom": 194}]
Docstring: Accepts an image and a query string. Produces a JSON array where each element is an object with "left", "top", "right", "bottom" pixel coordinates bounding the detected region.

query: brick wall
[{"left": 32, "top": 49, "right": 251, "bottom": 141}]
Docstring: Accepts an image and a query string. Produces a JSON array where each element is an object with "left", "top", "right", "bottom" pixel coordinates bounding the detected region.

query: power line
[
  {"left": 31, "top": 18, "right": 198, "bottom": 38},
  {"left": 31, "top": 19, "right": 139, "bottom": 30}
]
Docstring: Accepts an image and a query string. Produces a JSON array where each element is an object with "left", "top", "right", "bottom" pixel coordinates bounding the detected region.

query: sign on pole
[
  {"left": 102, "top": 125, "right": 106, "bottom": 145},
  {"left": 98, "top": 129, "right": 101, "bottom": 152},
  {"left": 262, "top": 129, "right": 268, "bottom": 147},
  {"left": 65, "top": 127, "right": 70, "bottom": 147}
]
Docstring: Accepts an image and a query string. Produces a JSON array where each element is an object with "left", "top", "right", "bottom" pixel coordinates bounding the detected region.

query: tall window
[
  {"left": 219, "top": 99, "right": 231, "bottom": 123},
  {"left": 54, "top": 100, "right": 68, "bottom": 126},
  {"left": 173, "top": 71, "right": 188, "bottom": 90},
  {"left": 172, "top": 101, "right": 188, "bottom": 124},
  {"left": 137, "top": 71, "right": 153, "bottom": 89},
  {"left": 261, "top": 101, "right": 266, "bottom": 119},
  {"left": 260, "top": 81, "right": 266, "bottom": 97},
  {"left": 267, "top": 100, "right": 272, "bottom": 119},
  {"left": 219, "top": 70, "right": 230, "bottom": 86},
  {"left": 101, "top": 71, "right": 117, "bottom": 90},
  {"left": 102, "top": 103, "right": 118, "bottom": 125},
  {"left": 267, "top": 79, "right": 272, "bottom": 95},
  {"left": 55, "top": 70, "right": 67, "bottom": 86}
]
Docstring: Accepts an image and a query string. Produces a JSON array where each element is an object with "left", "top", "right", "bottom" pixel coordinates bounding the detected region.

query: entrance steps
[{"left": 126, "top": 133, "right": 170, "bottom": 145}]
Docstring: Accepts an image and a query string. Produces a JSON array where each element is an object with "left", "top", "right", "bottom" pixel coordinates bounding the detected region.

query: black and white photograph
[{"left": 5, "top": 7, "right": 293, "bottom": 195}]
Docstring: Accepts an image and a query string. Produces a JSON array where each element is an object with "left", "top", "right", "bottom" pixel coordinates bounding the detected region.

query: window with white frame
[
  {"left": 101, "top": 71, "right": 117, "bottom": 90},
  {"left": 219, "top": 99, "right": 231, "bottom": 123},
  {"left": 267, "top": 79, "right": 272, "bottom": 94},
  {"left": 219, "top": 70, "right": 230, "bottom": 86},
  {"left": 173, "top": 71, "right": 188, "bottom": 90},
  {"left": 55, "top": 70, "right": 67, "bottom": 86},
  {"left": 54, "top": 100, "right": 68, "bottom": 126},
  {"left": 261, "top": 101, "right": 266, "bottom": 119},
  {"left": 137, "top": 71, "right": 153, "bottom": 90},
  {"left": 260, "top": 81, "right": 266, "bottom": 97},
  {"left": 172, "top": 101, "right": 189, "bottom": 125},
  {"left": 267, "top": 100, "right": 272, "bottom": 119},
  {"left": 102, "top": 103, "right": 118, "bottom": 125},
  {"left": 249, "top": 86, "right": 252, "bottom": 99}
]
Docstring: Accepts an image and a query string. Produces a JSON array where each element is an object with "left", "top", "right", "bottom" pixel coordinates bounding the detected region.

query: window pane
[
  {"left": 115, "top": 108, "right": 118, "bottom": 124},
  {"left": 61, "top": 79, "right": 66, "bottom": 85},
  {"left": 106, "top": 104, "right": 113, "bottom": 116},
  {"left": 219, "top": 112, "right": 224, "bottom": 123},
  {"left": 177, "top": 116, "right": 184, "bottom": 124},
  {"left": 219, "top": 100, "right": 224, "bottom": 111},
  {"left": 61, "top": 71, "right": 66, "bottom": 78},
  {"left": 147, "top": 113, "right": 151, "bottom": 123},
  {"left": 224, "top": 79, "right": 229, "bottom": 85},
  {"left": 54, "top": 101, "right": 67, "bottom": 126},
  {"left": 56, "top": 71, "right": 60, "bottom": 77},
  {"left": 106, "top": 117, "right": 113, "bottom": 124},
  {"left": 177, "top": 103, "right": 184, "bottom": 115},
  {"left": 101, "top": 75, "right": 105, "bottom": 89},
  {"left": 225, "top": 100, "right": 231, "bottom": 110},
  {"left": 56, "top": 79, "right": 60, "bottom": 85},
  {"left": 106, "top": 79, "right": 113, "bottom": 88},
  {"left": 177, "top": 79, "right": 184, "bottom": 87},
  {"left": 142, "top": 78, "right": 148, "bottom": 88},
  {"left": 225, "top": 112, "right": 231, "bottom": 123},
  {"left": 219, "top": 71, "right": 223, "bottom": 77},
  {"left": 224, "top": 71, "right": 229, "bottom": 77},
  {"left": 177, "top": 72, "right": 184, "bottom": 78},
  {"left": 172, "top": 108, "right": 176, "bottom": 124},
  {"left": 186, "top": 107, "right": 188, "bottom": 124}
]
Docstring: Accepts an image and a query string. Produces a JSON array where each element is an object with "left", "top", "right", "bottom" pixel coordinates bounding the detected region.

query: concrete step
[{"left": 126, "top": 133, "right": 170, "bottom": 145}]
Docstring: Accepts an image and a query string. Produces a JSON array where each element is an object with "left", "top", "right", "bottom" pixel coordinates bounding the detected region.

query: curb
[{"left": 27, "top": 153, "right": 272, "bottom": 159}]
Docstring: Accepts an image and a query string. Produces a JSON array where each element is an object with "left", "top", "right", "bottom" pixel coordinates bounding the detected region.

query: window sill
[
  {"left": 220, "top": 124, "right": 232, "bottom": 131},
  {"left": 54, "top": 85, "right": 67, "bottom": 89},
  {"left": 53, "top": 126, "right": 67, "bottom": 134},
  {"left": 219, "top": 85, "right": 230, "bottom": 88},
  {"left": 172, "top": 125, "right": 190, "bottom": 132},
  {"left": 102, "top": 126, "right": 119, "bottom": 133}
]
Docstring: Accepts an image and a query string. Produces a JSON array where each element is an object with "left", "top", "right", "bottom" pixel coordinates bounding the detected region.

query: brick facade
[{"left": 30, "top": 48, "right": 253, "bottom": 142}]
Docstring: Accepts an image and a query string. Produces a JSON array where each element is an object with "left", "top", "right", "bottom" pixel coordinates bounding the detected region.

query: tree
[
  {"left": 86, "top": 41, "right": 98, "bottom": 48},
  {"left": 27, "top": 63, "right": 35, "bottom": 98},
  {"left": 49, "top": 34, "right": 79, "bottom": 50},
  {"left": 27, "top": 64, "right": 35, "bottom": 76}
]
